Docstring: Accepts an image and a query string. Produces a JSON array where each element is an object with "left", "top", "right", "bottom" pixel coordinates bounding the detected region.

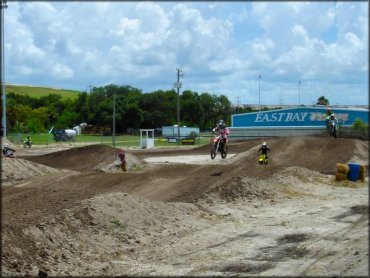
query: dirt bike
[
  {"left": 210, "top": 135, "right": 228, "bottom": 159},
  {"left": 258, "top": 153, "right": 269, "bottom": 165},
  {"left": 327, "top": 119, "right": 338, "bottom": 139},
  {"left": 3, "top": 148, "right": 16, "bottom": 158},
  {"left": 23, "top": 140, "right": 32, "bottom": 148}
]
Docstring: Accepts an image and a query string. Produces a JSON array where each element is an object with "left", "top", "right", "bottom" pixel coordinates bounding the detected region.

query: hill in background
[{"left": 5, "top": 84, "right": 82, "bottom": 101}]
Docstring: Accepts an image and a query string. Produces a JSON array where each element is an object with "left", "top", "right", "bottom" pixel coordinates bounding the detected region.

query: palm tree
[{"left": 316, "top": 96, "right": 329, "bottom": 105}]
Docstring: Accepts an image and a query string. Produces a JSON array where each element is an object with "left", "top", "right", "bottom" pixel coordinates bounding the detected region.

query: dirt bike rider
[
  {"left": 117, "top": 149, "right": 127, "bottom": 172},
  {"left": 324, "top": 108, "right": 337, "bottom": 129},
  {"left": 3, "top": 143, "right": 16, "bottom": 158},
  {"left": 212, "top": 120, "right": 230, "bottom": 150},
  {"left": 328, "top": 113, "right": 338, "bottom": 134},
  {"left": 23, "top": 136, "right": 32, "bottom": 147},
  {"left": 258, "top": 142, "right": 271, "bottom": 159}
]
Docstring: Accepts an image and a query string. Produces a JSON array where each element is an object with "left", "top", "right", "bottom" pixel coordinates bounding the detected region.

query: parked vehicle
[{"left": 53, "top": 129, "right": 77, "bottom": 142}]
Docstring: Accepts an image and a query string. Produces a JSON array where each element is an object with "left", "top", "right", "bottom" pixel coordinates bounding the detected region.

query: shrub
[{"left": 352, "top": 118, "right": 368, "bottom": 136}]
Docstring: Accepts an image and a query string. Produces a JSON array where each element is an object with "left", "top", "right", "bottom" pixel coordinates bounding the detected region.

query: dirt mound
[
  {"left": 2, "top": 165, "right": 367, "bottom": 276},
  {"left": 1, "top": 136, "right": 368, "bottom": 276},
  {"left": 212, "top": 176, "right": 282, "bottom": 201},
  {"left": 1, "top": 157, "right": 62, "bottom": 186},
  {"left": 197, "top": 166, "right": 328, "bottom": 205},
  {"left": 20, "top": 144, "right": 146, "bottom": 173}
]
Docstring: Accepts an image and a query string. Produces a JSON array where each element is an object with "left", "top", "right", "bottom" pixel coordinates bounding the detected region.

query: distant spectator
[{"left": 118, "top": 149, "right": 127, "bottom": 172}]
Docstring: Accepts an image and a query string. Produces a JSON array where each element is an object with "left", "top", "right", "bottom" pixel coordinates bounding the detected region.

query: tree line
[
  {"left": 5, "top": 83, "right": 332, "bottom": 135},
  {"left": 5, "top": 84, "right": 243, "bottom": 134}
]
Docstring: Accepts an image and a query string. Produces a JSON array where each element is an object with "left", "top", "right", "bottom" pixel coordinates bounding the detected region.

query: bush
[
  {"left": 25, "top": 118, "right": 47, "bottom": 133},
  {"left": 189, "top": 131, "right": 199, "bottom": 138},
  {"left": 352, "top": 118, "right": 368, "bottom": 136}
]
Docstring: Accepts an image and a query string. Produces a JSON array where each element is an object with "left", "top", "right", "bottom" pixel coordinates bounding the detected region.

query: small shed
[{"left": 140, "top": 129, "right": 155, "bottom": 149}]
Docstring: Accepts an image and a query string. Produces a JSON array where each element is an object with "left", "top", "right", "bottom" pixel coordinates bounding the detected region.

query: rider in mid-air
[
  {"left": 324, "top": 108, "right": 337, "bottom": 128},
  {"left": 212, "top": 120, "right": 230, "bottom": 148},
  {"left": 258, "top": 142, "right": 271, "bottom": 159},
  {"left": 328, "top": 113, "right": 338, "bottom": 133}
]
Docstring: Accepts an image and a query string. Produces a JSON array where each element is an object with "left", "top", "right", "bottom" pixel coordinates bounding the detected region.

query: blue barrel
[{"left": 348, "top": 163, "right": 361, "bottom": 181}]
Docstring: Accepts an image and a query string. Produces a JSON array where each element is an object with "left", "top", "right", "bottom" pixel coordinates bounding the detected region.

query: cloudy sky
[{"left": 3, "top": 1, "right": 368, "bottom": 106}]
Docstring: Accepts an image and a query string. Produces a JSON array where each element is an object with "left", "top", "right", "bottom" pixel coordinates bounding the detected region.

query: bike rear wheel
[
  {"left": 221, "top": 145, "right": 228, "bottom": 159},
  {"left": 331, "top": 126, "right": 338, "bottom": 139}
]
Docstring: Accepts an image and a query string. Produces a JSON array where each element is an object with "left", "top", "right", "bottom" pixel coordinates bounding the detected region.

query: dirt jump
[{"left": 1, "top": 135, "right": 369, "bottom": 277}]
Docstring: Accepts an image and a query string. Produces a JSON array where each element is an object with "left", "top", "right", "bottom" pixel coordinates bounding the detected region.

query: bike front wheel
[{"left": 211, "top": 148, "right": 217, "bottom": 159}]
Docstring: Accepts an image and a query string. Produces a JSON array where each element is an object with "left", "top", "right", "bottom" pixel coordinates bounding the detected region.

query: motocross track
[{"left": 1, "top": 135, "right": 369, "bottom": 277}]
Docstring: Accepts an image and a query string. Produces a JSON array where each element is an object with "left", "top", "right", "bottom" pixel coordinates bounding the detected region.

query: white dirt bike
[{"left": 327, "top": 119, "right": 338, "bottom": 139}]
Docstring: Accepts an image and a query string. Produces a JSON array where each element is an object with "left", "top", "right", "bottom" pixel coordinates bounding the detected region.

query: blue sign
[{"left": 232, "top": 107, "right": 369, "bottom": 127}]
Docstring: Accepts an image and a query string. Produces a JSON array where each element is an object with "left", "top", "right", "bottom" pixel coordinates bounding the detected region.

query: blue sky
[{"left": 3, "top": 1, "right": 369, "bottom": 106}]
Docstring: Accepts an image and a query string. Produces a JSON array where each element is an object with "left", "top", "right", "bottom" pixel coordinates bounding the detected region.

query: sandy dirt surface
[{"left": 1, "top": 136, "right": 369, "bottom": 277}]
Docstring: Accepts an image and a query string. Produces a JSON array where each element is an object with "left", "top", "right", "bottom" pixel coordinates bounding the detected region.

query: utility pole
[
  {"left": 258, "top": 74, "right": 261, "bottom": 111},
  {"left": 175, "top": 68, "right": 183, "bottom": 146},
  {"left": 298, "top": 80, "right": 301, "bottom": 106},
  {"left": 1, "top": 0, "right": 8, "bottom": 139},
  {"left": 112, "top": 92, "right": 116, "bottom": 147},
  {"left": 236, "top": 96, "right": 240, "bottom": 113}
]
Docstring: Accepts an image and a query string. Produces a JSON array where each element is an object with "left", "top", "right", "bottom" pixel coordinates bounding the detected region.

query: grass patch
[
  {"left": 111, "top": 218, "right": 123, "bottom": 227},
  {"left": 8, "top": 133, "right": 210, "bottom": 148},
  {"left": 6, "top": 84, "right": 81, "bottom": 101}
]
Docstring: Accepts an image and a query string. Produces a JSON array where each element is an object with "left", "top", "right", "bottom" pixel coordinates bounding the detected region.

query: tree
[
  {"left": 139, "top": 90, "right": 177, "bottom": 128},
  {"left": 180, "top": 90, "right": 202, "bottom": 127},
  {"left": 198, "top": 93, "right": 216, "bottom": 131},
  {"left": 316, "top": 96, "right": 329, "bottom": 105},
  {"left": 55, "top": 111, "right": 80, "bottom": 130}
]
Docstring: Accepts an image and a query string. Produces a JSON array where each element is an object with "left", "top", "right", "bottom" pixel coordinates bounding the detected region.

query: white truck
[{"left": 52, "top": 129, "right": 77, "bottom": 142}]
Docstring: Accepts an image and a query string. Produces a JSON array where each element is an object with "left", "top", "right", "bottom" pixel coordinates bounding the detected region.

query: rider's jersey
[
  {"left": 118, "top": 151, "right": 126, "bottom": 162},
  {"left": 213, "top": 126, "right": 230, "bottom": 139},
  {"left": 324, "top": 111, "right": 335, "bottom": 120},
  {"left": 258, "top": 145, "right": 271, "bottom": 155}
]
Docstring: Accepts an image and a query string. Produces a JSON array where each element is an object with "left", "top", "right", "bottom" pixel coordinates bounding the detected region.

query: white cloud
[
  {"left": 18, "top": 66, "right": 33, "bottom": 76},
  {"left": 3, "top": 1, "right": 368, "bottom": 104},
  {"left": 51, "top": 64, "right": 74, "bottom": 79}
]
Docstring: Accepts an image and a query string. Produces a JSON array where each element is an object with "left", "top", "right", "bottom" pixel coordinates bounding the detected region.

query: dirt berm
[{"left": 1, "top": 135, "right": 369, "bottom": 276}]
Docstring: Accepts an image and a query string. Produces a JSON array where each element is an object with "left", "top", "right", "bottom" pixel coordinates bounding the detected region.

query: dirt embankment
[{"left": 1, "top": 136, "right": 369, "bottom": 277}]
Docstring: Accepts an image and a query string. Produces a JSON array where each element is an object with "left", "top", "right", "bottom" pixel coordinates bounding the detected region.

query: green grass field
[
  {"left": 8, "top": 133, "right": 212, "bottom": 149},
  {"left": 6, "top": 85, "right": 81, "bottom": 101}
]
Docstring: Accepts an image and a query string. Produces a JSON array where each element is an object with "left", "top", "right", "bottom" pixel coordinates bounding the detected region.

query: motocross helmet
[
  {"left": 218, "top": 120, "right": 225, "bottom": 129},
  {"left": 4, "top": 143, "right": 8, "bottom": 148},
  {"left": 327, "top": 108, "right": 331, "bottom": 113},
  {"left": 262, "top": 142, "right": 266, "bottom": 146}
]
